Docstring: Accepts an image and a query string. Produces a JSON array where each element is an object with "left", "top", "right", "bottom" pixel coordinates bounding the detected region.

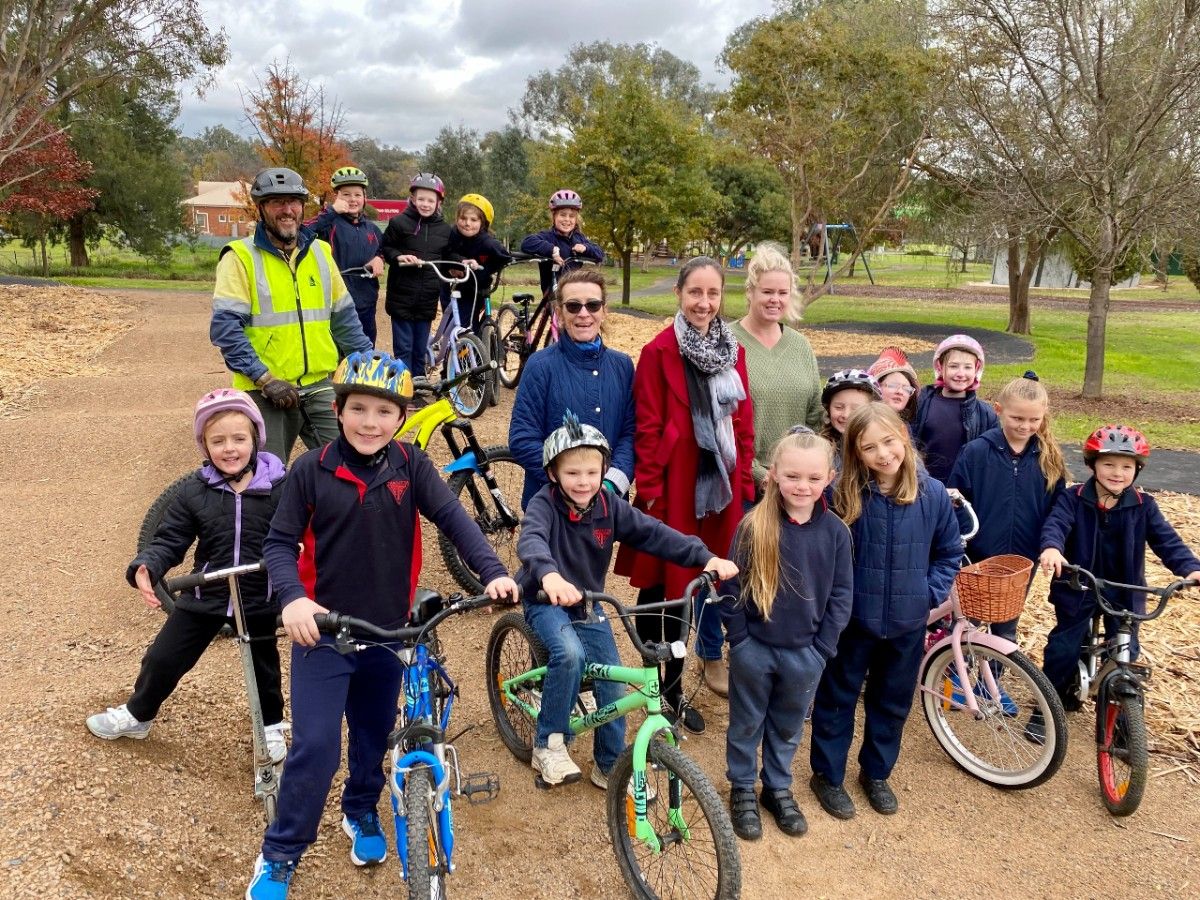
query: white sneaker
[
  {"left": 531, "top": 733, "right": 582, "bottom": 785},
  {"left": 591, "top": 764, "right": 659, "bottom": 800},
  {"left": 578, "top": 690, "right": 598, "bottom": 715},
  {"left": 86, "top": 704, "right": 152, "bottom": 741},
  {"left": 264, "top": 721, "right": 290, "bottom": 764}
]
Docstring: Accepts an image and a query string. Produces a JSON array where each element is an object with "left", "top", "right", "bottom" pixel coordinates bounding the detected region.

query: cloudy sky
[{"left": 179, "top": 0, "right": 777, "bottom": 150}]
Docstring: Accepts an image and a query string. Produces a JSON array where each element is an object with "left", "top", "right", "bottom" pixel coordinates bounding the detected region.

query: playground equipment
[{"left": 805, "top": 222, "right": 875, "bottom": 291}]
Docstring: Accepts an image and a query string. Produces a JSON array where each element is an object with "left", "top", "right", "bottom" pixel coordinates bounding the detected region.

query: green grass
[{"left": 0, "top": 239, "right": 218, "bottom": 281}]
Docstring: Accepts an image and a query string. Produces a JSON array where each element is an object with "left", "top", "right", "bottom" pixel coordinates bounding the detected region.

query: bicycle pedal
[{"left": 460, "top": 772, "right": 500, "bottom": 804}]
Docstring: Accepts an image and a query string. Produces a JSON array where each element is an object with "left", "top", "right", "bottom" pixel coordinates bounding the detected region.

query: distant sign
[{"left": 368, "top": 199, "right": 407, "bottom": 221}]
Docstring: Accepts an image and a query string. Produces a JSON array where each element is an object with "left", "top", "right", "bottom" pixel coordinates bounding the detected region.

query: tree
[
  {"left": 720, "top": 1, "right": 942, "bottom": 303},
  {"left": 535, "top": 57, "right": 718, "bottom": 304},
  {"left": 344, "top": 136, "right": 419, "bottom": 198},
  {"left": 702, "top": 147, "right": 790, "bottom": 261},
  {"left": 481, "top": 125, "right": 537, "bottom": 245},
  {"left": 935, "top": 0, "right": 1200, "bottom": 398},
  {"left": 177, "top": 125, "right": 262, "bottom": 183},
  {"left": 242, "top": 58, "right": 351, "bottom": 207},
  {"left": 421, "top": 125, "right": 485, "bottom": 203},
  {"left": 0, "top": 104, "right": 97, "bottom": 273},
  {"left": 0, "top": 1, "right": 226, "bottom": 191}
]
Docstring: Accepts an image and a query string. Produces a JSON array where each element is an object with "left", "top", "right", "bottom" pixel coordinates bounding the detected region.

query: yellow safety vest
[{"left": 221, "top": 237, "right": 342, "bottom": 391}]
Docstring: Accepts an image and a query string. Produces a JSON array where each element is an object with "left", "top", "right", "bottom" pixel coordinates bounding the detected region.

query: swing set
[{"left": 805, "top": 222, "right": 875, "bottom": 292}]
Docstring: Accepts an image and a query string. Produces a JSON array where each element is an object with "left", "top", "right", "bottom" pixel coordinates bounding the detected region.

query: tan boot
[{"left": 702, "top": 658, "right": 729, "bottom": 698}]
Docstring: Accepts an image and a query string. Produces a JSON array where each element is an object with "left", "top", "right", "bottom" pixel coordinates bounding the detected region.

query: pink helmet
[
  {"left": 194, "top": 389, "right": 266, "bottom": 457},
  {"left": 549, "top": 189, "right": 582, "bottom": 210},
  {"left": 933, "top": 334, "right": 985, "bottom": 391}
]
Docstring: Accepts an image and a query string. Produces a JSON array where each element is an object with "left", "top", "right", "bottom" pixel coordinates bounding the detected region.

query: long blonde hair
[
  {"left": 994, "top": 376, "right": 1067, "bottom": 492},
  {"left": 744, "top": 242, "right": 799, "bottom": 322},
  {"left": 834, "top": 403, "right": 919, "bottom": 524},
  {"left": 735, "top": 430, "right": 835, "bottom": 620}
]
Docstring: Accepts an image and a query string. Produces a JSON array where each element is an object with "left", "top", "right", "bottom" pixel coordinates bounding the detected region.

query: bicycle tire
[
  {"left": 404, "top": 764, "right": 446, "bottom": 899},
  {"left": 1097, "top": 694, "right": 1148, "bottom": 816},
  {"left": 443, "top": 332, "right": 489, "bottom": 419},
  {"left": 494, "top": 303, "right": 525, "bottom": 389},
  {"left": 136, "top": 472, "right": 196, "bottom": 614},
  {"left": 920, "top": 644, "right": 1066, "bottom": 789},
  {"left": 439, "top": 445, "right": 523, "bottom": 594},
  {"left": 485, "top": 611, "right": 548, "bottom": 763},
  {"left": 606, "top": 740, "right": 741, "bottom": 900},
  {"left": 262, "top": 790, "right": 278, "bottom": 827},
  {"left": 477, "top": 320, "right": 500, "bottom": 407}
]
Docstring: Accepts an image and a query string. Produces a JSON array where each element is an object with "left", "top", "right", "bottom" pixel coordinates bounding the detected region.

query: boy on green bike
[{"left": 517, "top": 412, "right": 737, "bottom": 787}]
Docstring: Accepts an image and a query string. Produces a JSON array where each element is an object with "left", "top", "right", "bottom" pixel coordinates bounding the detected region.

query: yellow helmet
[
  {"left": 332, "top": 351, "right": 413, "bottom": 405},
  {"left": 458, "top": 193, "right": 494, "bottom": 227}
]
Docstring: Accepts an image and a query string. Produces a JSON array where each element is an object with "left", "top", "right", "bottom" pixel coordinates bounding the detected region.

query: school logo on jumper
[
  {"left": 593, "top": 528, "right": 611, "bottom": 548},
  {"left": 387, "top": 480, "right": 409, "bottom": 504}
]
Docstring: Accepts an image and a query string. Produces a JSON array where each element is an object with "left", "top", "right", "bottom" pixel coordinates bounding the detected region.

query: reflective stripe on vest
[{"left": 225, "top": 237, "right": 340, "bottom": 391}]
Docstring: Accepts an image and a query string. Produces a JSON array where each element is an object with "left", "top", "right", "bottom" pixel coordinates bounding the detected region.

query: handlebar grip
[{"left": 163, "top": 572, "right": 207, "bottom": 593}]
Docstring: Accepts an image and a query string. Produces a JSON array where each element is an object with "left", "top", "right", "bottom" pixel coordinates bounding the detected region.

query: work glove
[{"left": 261, "top": 377, "right": 300, "bottom": 410}]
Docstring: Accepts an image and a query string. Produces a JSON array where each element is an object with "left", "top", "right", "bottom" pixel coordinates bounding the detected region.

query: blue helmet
[{"left": 332, "top": 351, "right": 413, "bottom": 405}]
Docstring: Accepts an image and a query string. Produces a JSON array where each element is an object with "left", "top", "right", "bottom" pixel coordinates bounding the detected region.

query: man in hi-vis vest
[{"left": 210, "top": 167, "right": 372, "bottom": 461}]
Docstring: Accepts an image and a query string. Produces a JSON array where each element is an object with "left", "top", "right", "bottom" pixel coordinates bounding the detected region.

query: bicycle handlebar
[
  {"left": 507, "top": 251, "right": 598, "bottom": 270},
  {"left": 411, "top": 359, "right": 497, "bottom": 398},
  {"left": 394, "top": 259, "right": 476, "bottom": 287},
  {"left": 531, "top": 573, "right": 719, "bottom": 664},
  {"left": 945, "top": 488, "right": 979, "bottom": 543},
  {"left": 1056, "top": 563, "right": 1197, "bottom": 622},
  {"left": 339, "top": 266, "right": 377, "bottom": 278},
  {"left": 313, "top": 593, "right": 497, "bottom": 645},
  {"left": 164, "top": 561, "right": 265, "bottom": 593}
]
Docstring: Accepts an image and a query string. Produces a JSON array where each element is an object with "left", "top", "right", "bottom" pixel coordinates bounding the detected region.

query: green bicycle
[{"left": 485, "top": 573, "right": 741, "bottom": 900}]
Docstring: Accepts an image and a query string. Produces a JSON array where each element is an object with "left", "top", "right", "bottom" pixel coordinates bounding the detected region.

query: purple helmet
[
  {"left": 409, "top": 172, "right": 445, "bottom": 198},
  {"left": 549, "top": 189, "right": 582, "bottom": 210},
  {"left": 194, "top": 389, "right": 266, "bottom": 457}
]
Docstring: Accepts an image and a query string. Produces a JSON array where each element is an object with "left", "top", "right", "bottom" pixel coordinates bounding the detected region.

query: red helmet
[
  {"left": 549, "top": 189, "right": 582, "bottom": 210},
  {"left": 1082, "top": 424, "right": 1150, "bottom": 467}
]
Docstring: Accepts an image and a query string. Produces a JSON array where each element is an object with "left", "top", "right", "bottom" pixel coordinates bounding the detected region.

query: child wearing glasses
[{"left": 508, "top": 268, "right": 636, "bottom": 509}]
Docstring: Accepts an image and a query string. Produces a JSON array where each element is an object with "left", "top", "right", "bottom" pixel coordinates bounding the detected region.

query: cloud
[{"left": 180, "top": 0, "right": 775, "bottom": 148}]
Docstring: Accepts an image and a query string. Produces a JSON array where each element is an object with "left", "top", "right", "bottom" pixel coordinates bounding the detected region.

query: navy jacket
[
  {"left": 843, "top": 472, "right": 963, "bottom": 638},
  {"left": 509, "top": 337, "right": 636, "bottom": 508},
  {"left": 1040, "top": 478, "right": 1200, "bottom": 617},
  {"left": 130, "top": 453, "right": 287, "bottom": 616},
  {"left": 720, "top": 501, "right": 854, "bottom": 660},
  {"left": 381, "top": 205, "right": 457, "bottom": 320},
  {"left": 265, "top": 438, "right": 508, "bottom": 628},
  {"left": 303, "top": 206, "right": 384, "bottom": 309},
  {"left": 519, "top": 227, "right": 604, "bottom": 295},
  {"left": 948, "top": 428, "right": 1064, "bottom": 563},
  {"left": 912, "top": 385, "right": 998, "bottom": 479},
  {"left": 445, "top": 228, "right": 513, "bottom": 321},
  {"left": 516, "top": 484, "right": 711, "bottom": 620}
]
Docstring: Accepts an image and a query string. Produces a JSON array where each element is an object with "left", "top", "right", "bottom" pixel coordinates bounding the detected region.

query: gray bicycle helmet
[
  {"left": 543, "top": 411, "right": 611, "bottom": 471},
  {"left": 249, "top": 167, "right": 309, "bottom": 202},
  {"left": 821, "top": 368, "right": 882, "bottom": 408},
  {"left": 409, "top": 172, "right": 445, "bottom": 198}
]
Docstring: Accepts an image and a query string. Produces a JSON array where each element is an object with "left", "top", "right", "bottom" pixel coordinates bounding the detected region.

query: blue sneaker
[
  {"left": 246, "top": 854, "right": 295, "bottom": 900},
  {"left": 342, "top": 812, "right": 387, "bottom": 866},
  {"left": 975, "top": 681, "right": 1019, "bottom": 717}
]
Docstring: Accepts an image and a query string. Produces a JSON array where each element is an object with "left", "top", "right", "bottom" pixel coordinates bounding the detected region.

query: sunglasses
[{"left": 562, "top": 299, "right": 605, "bottom": 314}]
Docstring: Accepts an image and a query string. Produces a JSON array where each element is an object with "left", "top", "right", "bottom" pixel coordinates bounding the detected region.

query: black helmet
[{"left": 250, "top": 167, "right": 309, "bottom": 203}]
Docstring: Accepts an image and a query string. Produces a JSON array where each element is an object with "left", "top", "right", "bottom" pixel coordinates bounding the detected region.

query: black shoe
[
  {"left": 666, "top": 700, "right": 705, "bottom": 735},
  {"left": 729, "top": 789, "right": 762, "bottom": 841},
  {"left": 809, "top": 772, "right": 855, "bottom": 820},
  {"left": 857, "top": 774, "right": 898, "bottom": 815},
  {"left": 760, "top": 788, "right": 807, "bottom": 836},
  {"left": 1024, "top": 709, "right": 1046, "bottom": 745}
]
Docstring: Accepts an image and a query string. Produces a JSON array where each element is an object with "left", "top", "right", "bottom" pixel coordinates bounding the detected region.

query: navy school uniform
[
  {"left": 444, "top": 228, "right": 512, "bottom": 331},
  {"left": 303, "top": 206, "right": 384, "bottom": 344},
  {"left": 519, "top": 227, "right": 604, "bottom": 296},
  {"left": 912, "top": 385, "right": 998, "bottom": 483}
]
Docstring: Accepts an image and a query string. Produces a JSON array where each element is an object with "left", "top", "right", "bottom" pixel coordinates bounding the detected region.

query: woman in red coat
[{"left": 615, "top": 256, "right": 755, "bottom": 733}]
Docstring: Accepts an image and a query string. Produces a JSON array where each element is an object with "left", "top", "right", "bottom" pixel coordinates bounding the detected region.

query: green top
[{"left": 731, "top": 319, "right": 824, "bottom": 486}]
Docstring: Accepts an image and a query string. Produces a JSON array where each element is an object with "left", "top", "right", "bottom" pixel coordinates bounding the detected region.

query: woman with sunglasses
[{"left": 509, "top": 268, "right": 636, "bottom": 510}]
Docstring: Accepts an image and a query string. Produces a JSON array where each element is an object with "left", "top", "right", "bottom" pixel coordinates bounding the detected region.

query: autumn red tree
[{"left": 0, "top": 104, "right": 98, "bottom": 274}]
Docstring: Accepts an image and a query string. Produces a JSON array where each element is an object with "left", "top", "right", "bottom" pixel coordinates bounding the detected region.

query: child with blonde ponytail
[{"left": 721, "top": 428, "right": 853, "bottom": 841}]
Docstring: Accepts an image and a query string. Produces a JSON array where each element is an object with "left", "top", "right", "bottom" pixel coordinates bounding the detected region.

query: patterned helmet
[
  {"left": 548, "top": 189, "right": 582, "bottom": 210},
  {"left": 194, "top": 388, "right": 266, "bottom": 457},
  {"left": 409, "top": 172, "right": 445, "bottom": 198},
  {"left": 458, "top": 193, "right": 494, "bottom": 226},
  {"left": 933, "top": 334, "right": 985, "bottom": 391},
  {"left": 332, "top": 351, "right": 414, "bottom": 405},
  {"left": 1083, "top": 424, "right": 1150, "bottom": 467},
  {"left": 331, "top": 166, "right": 368, "bottom": 190},
  {"left": 867, "top": 346, "right": 919, "bottom": 390},
  {"left": 821, "top": 369, "right": 882, "bottom": 408},
  {"left": 542, "top": 411, "right": 611, "bottom": 470},
  {"left": 249, "top": 167, "right": 309, "bottom": 202}
]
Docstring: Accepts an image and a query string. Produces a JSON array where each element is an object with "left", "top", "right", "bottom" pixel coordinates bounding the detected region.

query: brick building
[{"left": 182, "top": 181, "right": 253, "bottom": 238}]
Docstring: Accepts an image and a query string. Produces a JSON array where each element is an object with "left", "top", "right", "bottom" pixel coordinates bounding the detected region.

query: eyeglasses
[
  {"left": 562, "top": 300, "right": 605, "bottom": 314},
  {"left": 879, "top": 381, "right": 915, "bottom": 396}
]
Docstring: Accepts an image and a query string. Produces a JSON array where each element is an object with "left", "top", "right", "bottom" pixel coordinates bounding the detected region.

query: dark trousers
[
  {"left": 726, "top": 638, "right": 825, "bottom": 791},
  {"left": 809, "top": 621, "right": 925, "bottom": 784},
  {"left": 634, "top": 585, "right": 724, "bottom": 710},
  {"left": 263, "top": 641, "right": 403, "bottom": 862},
  {"left": 390, "top": 318, "right": 432, "bottom": 377},
  {"left": 126, "top": 607, "right": 283, "bottom": 725},
  {"left": 354, "top": 299, "right": 377, "bottom": 347},
  {"left": 1042, "top": 601, "right": 1141, "bottom": 698}
]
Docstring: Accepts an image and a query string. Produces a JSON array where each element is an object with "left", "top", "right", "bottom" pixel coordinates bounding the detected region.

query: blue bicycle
[{"left": 315, "top": 590, "right": 500, "bottom": 899}]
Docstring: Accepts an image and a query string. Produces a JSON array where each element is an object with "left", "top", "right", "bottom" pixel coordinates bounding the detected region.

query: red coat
[{"left": 614, "top": 325, "right": 755, "bottom": 597}]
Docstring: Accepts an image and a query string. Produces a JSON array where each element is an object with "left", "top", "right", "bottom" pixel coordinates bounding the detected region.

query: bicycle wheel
[
  {"left": 494, "top": 303, "right": 525, "bottom": 389},
  {"left": 477, "top": 319, "right": 500, "bottom": 407},
  {"left": 1097, "top": 694, "right": 1148, "bottom": 816},
  {"left": 403, "top": 764, "right": 446, "bottom": 899},
  {"left": 485, "top": 611, "right": 548, "bottom": 763},
  {"left": 606, "top": 740, "right": 741, "bottom": 900},
  {"left": 439, "top": 445, "right": 523, "bottom": 594},
  {"left": 920, "top": 643, "right": 1066, "bottom": 789},
  {"left": 442, "top": 332, "right": 489, "bottom": 419},
  {"left": 136, "top": 472, "right": 196, "bottom": 614}
]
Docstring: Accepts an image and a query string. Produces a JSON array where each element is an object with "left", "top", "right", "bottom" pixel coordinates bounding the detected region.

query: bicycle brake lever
[{"left": 333, "top": 626, "right": 359, "bottom": 655}]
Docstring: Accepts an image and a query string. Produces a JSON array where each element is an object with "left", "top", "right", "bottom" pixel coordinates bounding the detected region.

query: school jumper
[
  {"left": 1039, "top": 478, "right": 1200, "bottom": 698},
  {"left": 519, "top": 227, "right": 604, "bottom": 296},
  {"left": 380, "top": 204, "right": 457, "bottom": 374},
  {"left": 810, "top": 473, "right": 961, "bottom": 785},
  {"left": 517, "top": 485, "right": 711, "bottom": 771},
  {"left": 911, "top": 385, "right": 998, "bottom": 482},
  {"left": 444, "top": 228, "right": 513, "bottom": 331},
  {"left": 259, "top": 437, "right": 507, "bottom": 863},
  {"left": 303, "top": 206, "right": 385, "bottom": 344}
]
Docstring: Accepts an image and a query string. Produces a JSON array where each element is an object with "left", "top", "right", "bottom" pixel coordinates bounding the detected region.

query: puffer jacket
[
  {"left": 911, "top": 385, "right": 998, "bottom": 458},
  {"left": 381, "top": 205, "right": 456, "bottom": 320},
  {"left": 844, "top": 471, "right": 962, "bottom": 638},
  {"left": 128, "top": 453, "right": 287, "bottom": 616}
]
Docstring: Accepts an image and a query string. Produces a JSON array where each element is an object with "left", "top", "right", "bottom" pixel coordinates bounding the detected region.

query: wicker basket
[{"left": 954, "top": 554, "right": 1034, "bottom": 623}]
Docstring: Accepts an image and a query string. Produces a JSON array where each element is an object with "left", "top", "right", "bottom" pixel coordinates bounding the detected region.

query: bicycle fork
[{"left": 392, "top": 748, "right": 455, "bottom": 880}]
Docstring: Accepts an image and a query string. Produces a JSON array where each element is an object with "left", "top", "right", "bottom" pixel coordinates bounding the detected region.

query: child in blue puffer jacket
[
  {"left": 520, "top": 189, "right": 604, "bottom": 296},
  {"left": 912, "top": 333, "right": 998, "bottom": 482},
  {"left": 810, "top": 403, "right": 960, "bottom": 821}
]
